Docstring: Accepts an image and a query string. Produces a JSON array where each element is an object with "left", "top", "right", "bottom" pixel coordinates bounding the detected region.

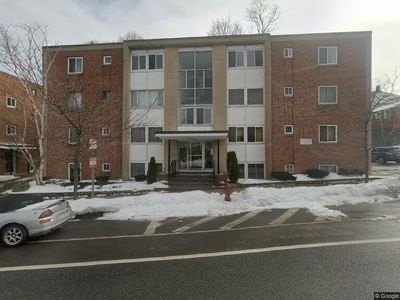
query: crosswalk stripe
[
  {"left": 173, "top": 216, "right": 217, "bottom": 233},
  {"left": 143, "top": 221, "right": 161, "bottom": 235},
  {"left": 270, "top": 208, "right": 299, "bottom": 225},
  {"left": 220, "top": 210, "right": 265, "bottom": 230}
]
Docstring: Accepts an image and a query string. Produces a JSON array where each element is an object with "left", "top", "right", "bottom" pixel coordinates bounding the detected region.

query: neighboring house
[
  {"left": 44, "top": 31, "right": 371, "bottom": 180},
  {"left": 0, "top": 71, "right": 37, "bottom": 175},
  {"left": 372, "top": 90, "right": 400, "bottom": 147}
]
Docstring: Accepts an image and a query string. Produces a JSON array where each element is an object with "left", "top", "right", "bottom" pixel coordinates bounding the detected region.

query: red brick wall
[
  {"left": 46, "top": 47, "right": 123, "bottom": 180},
  {"left": 270, "top": 37, "right": 369, "bottom": 174}
]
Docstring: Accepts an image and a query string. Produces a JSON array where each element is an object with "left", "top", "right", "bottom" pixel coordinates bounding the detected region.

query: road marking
[
  {"left": 4, "top": 237, "right": 400, "bottom": 273},
  {"left": 314, "top": 216, "right": 327, "bottom": 222},
  {"left": 173, "top": 216, "right": 217, "bottom": 233},
  {"left": 270, "top": 208, "right": 299, "bottom": 225},
  {"left": 220, "top": 210, "right": 264, "bottom": 230},
  {"left": 143, "top": 221, "right": 161, "bottom": 236}
]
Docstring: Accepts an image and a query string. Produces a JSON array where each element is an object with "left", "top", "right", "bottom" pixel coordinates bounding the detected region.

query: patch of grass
[{"left": 11, "top": 182, "right": 30, "bottom": 192}]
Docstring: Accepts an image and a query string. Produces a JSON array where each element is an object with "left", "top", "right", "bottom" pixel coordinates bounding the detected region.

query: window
[
  {"left": 319, "top": 125, "right": 337, "bottom": 143},
  {"left": 156, "top": 163, "right": 163, "bottom": 175},
  {"left": 68, "top": 57, "right": 83, "bottom": 74},
  {"left": 247, "top": 127, "right": 263, "bottom": 142},
  {"left": 384, "top": 110, "right": 390, "bottom": 119},
  {"left": 247, "top": 50, "right": 263, "bottom": 67},
  {"left": 68, "top": 127, "right": 78, "bottom": 144},
  {"left": 130, "top": 163, "right": 145, "bottom": 178},
  {"left": 148, "top": 127, "right": 162, "bottom": 143},
  {"left": 132, "top": 55, "right": 146, "bottom": 70},
  {"left": 131, "top": 127, "right": 145, "bottom": 143},
  {"left": 284, "top": 125, "right": 294, "bottom": 135},
  {"left": 248, "top": 163, "right": 264, "bottom": 179},
  {"left": 102, "top": 91, "right": 112, "bottom": 100},
  {"left": 247, "top": 88, "right": 263, "bottom": 105},
  {"left": 103, "top": 56, "right": 112, "bottom": 65},
  {"left": 318, "top": 86, "right": 337, "bottom": 104},
  {"left": 283, "top": 48, "right": 293, "bottom": 58},
  {"left": 228, "top": 89, "right": 244, "bottom": 105},
  {"left": 228, "top": 127, "right": 245, "bottom": 142},
  {"left": 228, "top": 51, "right": 244, "bottom": 67},
  {"left": 131, "top": 90, "right": 163, "bottom": 108},
  {"left": 196, "top": 107, "right": 212, "bottom": 124},
  {"left": 180, "top": 107, "right": 212, "bottom": 125},
  {"left": 102, "top": 163, "right": 110, "bottom": 172},
  {"left": 101, "top": 127, "right": 110, "bottom": 136},
  {"left": 238, "top": 164, "right": 245, "bottom": 179},
  {"left": 285, "top": 164, "right": 295, "bottom": 174},
  {"left": 66, "top": 92, "right": 82, "bottom": 109},
  {"left": 318, "top": 47, "right": 337, "bottom": 65},
  {"left": 6, "top": 97, "right": 16, "bottom": 108},
  {"left": 319, "top": 165, "right": 338, "bottom": 173},
  {"left": 284, "top": 87, "right": 293, "bottom": 97},
  {"left": 6, "top": 125, "right": 16, "bottom": 136},
  {"left": 148, "top": 54, "right": 163, "bottom": 70}
]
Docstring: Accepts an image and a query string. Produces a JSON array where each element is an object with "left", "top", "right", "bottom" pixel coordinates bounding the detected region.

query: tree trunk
[{"left": 364, "top": 124, "right": 370, "bottom": 183}]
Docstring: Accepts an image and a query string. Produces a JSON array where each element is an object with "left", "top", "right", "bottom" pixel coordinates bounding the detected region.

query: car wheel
[
  {"left": 377, "top": 157, "right": 385, "bottom": 164},
  {"left": 1, "top": 224, "right": 28, "bottom": 247}
]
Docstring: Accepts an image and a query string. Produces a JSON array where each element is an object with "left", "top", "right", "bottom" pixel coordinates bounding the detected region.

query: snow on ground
[
  {"left": 0, "top": 175, "right": 18, "bottom": 182},
  {"left": 68, "top": 177, "right": 400, "bottom": 221},
  {"left": 238, "top": 173, "right": 363, "bottom": 184}
]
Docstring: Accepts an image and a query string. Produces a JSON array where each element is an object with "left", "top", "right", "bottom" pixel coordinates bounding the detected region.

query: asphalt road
[{"left": 1, "top": 219, "right": 400, "bottom": 299}]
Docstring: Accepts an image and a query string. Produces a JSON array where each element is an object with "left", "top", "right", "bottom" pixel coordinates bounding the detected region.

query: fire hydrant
[{"left": 224, "top": 180, "right": 233, "bottom": 202}]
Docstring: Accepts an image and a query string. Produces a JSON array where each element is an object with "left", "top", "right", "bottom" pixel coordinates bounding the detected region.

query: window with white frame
[
  {"left": 130, "top": 163, "right": 146, "bottom": 177},
  {"left": 66, "top": 92, "right": 82, "bottom": 109},
  {"left": 247, "top": 88, "right": 264, "bottom": 105},
  {"left": 228, "top": 127, "right": 245, "bottom": 142},
  {"left": 148, "top": 54, "right": 163, "bottom": 70},
  {"left": 283, "top": 48, "right": 293, "bottom": 58},
  {"left": 248, "top": 163, "right": 264, "bottom": 179},
  {"left": 284, "top": 164, "right": 295, "bottom": 174},
  {"left": 228, "top": 51, "right": 244, "bottom": 67},
  {"left": 238, "top": 164, "right": 245, "bottom": 179},
  {"left": 103, "top": 56, "right": 112, "bottom": 65},
  {"left": 247, "top": 50, "right": 263, "bottom": 67},
  {"left": 132, "top": 55, "right": 146, "bottom": 70},
  {"left": 101, "top": 127, "right": 110, "bottom": 136},
  {"left": 319, "top": 165, "right": 338, "bottom": 173},
  {"left": 131, "top": 90, "right": 163, "bottom": 108},
  {"left": 284, "top": 87, "right": 293, "bottom": 97},
  {"left": 228, "top": 89, "right": 244, "bottom": 105},
  {"left": 6, "top": 96, "right": 16, "bottom": 108},
  {"left": 68, "top": 57, "right": 83, "bottom": 74},
  {"left": 131, "top": 127, "right": 145, "bottom": 143},
  {"left": 6, "top": 125, "right": 16, "bottom": 136},
  {"left": 318, "top": 47, "right": 337, "bottom": 65},
  {"left": 284, "top": 125, "right": 294, "bottom": 135},
  {"left": 68, "top": 127, "right": 78, "bottom": 144},
  {"left": 319, "top": 125, "right": 337, "bottom": 143},
  {"left": 102, "top": 91, "right": 112, "bottom": 100},
  {"left": 102, "top": 163, "right": 111, "bottom": 172},
  {"left": 318, "top": 86, "right": 337, "bottom": 104},
  {"left": 247, "top": 127, "right": 263, "bottom": 142},
  {"left": 148, "top": 127, "right": 162, "bottom": 143}
]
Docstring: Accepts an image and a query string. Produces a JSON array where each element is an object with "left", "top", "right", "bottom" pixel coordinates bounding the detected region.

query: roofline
[{"left": 271, "top": 31, "right": 372, "bottom": 41}]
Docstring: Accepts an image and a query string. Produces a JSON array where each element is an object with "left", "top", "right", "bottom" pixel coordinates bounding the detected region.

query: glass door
[
  {"left": 189, "top": 142, "right": 202, "bottom": 170},
  {"left": 177, "top": 141, "right": 213, "bottom": 171}
]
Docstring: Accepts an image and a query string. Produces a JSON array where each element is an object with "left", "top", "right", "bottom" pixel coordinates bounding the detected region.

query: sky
[{"left": 0, "top": 0, "right": 399, "bottom": 81}]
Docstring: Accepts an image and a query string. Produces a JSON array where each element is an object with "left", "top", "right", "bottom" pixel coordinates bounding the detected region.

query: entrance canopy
[{"left": 155, "top": 130, "right": 228, "bottom": 141}]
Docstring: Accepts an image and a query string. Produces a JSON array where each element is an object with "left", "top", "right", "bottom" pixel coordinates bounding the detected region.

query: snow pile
[
  {"left": 0, "top": 175, "right": 18, "bottom": 182},
  {"left": 68, "top": 178, "right": 400, "bottom": 221}
]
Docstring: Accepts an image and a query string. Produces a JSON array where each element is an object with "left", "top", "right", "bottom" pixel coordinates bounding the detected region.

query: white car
[{"left": 0, "top": 194, "right": 73, "bottom": 247}]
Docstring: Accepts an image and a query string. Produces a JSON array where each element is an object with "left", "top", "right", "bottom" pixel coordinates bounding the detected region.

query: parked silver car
[{"left": 0, "top": 194, "right": 73, "bottom": 247}]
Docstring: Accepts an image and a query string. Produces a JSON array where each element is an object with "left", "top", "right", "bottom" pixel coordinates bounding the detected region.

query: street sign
[{"left": 89, "top": 157, "right": 97, "bottom": 168}]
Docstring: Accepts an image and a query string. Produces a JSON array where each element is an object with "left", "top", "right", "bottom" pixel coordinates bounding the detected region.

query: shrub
[
  {"left": 135, "top": 174, "right": 147, "bottom": 182},
  {"left": 306, "top": 169, "right": 329, "bottom": 179},
  {"left": 271, "top": 171, "right": 297, "bottom": 181},
  {"left": 338, "top": 168, "right": 364, "bottom": 176},
  {"left": 147, "top": 157, "right": 157, "bottom": 184},
  {"left": 42, "top": 176, "right": 51, "bottom": 181},
  {"left": 95, "top": 175, "right": 110, "bottom": 184},
  {"left": 11, "top": 181, "right": 30, "bottom": 192},
  {"left": 226, "top": 151, "right": 239, "bottom": 183}
]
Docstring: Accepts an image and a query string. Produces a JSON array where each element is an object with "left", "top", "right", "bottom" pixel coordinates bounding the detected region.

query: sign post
[{"left": 89, "top": 139, "right": 97, "bottom": 198}]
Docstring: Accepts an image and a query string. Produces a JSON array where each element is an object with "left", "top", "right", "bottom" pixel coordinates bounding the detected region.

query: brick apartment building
[
  {"left": 0, "top": 71, "right": 37, "bottom": 175},
  {"left": 44, "top": 31, "right": 371, "bottom": 180}
]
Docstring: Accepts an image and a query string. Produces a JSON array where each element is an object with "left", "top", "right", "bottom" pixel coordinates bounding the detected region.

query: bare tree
[
  {"left": 246, "top": 0, "right": 280, "bottom": 33},
  {"left": 365, "top": 69, "right": 400, "bottom": 182},
  {"left": 117, "top": 30, "right": 143, "bottom": 42},
  {"left": 0, "top": 23, "right": 56, "bottom": 185},
  {"left": 208, "top": 16, "right": 244, "bottom": 36}
]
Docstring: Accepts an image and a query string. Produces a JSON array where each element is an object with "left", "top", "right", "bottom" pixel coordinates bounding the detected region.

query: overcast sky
[{"left": 1, "top": 0, "right": 399, "bottom": 82}]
